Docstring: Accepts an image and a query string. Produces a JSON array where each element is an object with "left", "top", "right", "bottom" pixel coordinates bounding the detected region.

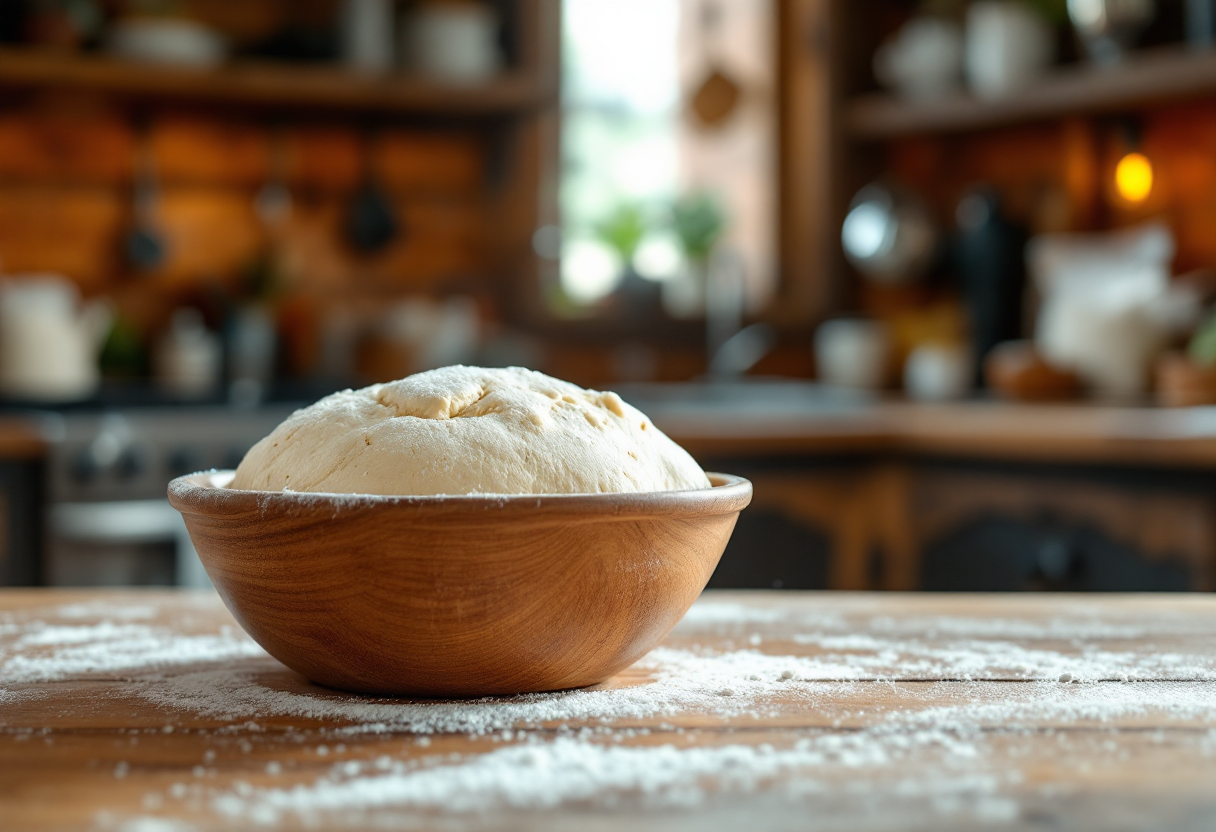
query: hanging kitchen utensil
[
  {"left": 344, "top": 130, "right": 400, "bottom": 255},
  {"left": 244, "top": 125, "right": 292, "bottom": 302},
  {"left": 690, "top": 0, "right": 741, "bottom": 129},
  {"left": 125, "top": 124, "right": 166, "bottom": 273},
  {"left": 254, "top": 126, "right": 292, "bottom": 229},
  {"left": 841, "top": 183, "right": 938, "bottom": 285}
]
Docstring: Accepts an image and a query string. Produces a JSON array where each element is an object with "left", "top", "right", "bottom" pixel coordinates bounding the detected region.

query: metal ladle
[
  {"left": 255, "top": 127, "right": 292, "bottom": 229},
  {"left": 125, "top": 125, "right": 166, "bottom": 273}
]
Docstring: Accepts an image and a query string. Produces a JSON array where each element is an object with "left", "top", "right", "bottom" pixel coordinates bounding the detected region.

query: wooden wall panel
[
  {"left": 289, "top": 127, "right": 361, "bottom": 191},
  {"left": 152, "top": 117, "right": 270, "bottom": 187},
  {"left": 887, "top": 123, "right": 1068, "bottom": 231},
  {"left": 0, "top": 104, "right": 494, "bottom": 306},
  {"left": 1122, "top": 104, "right": 1216, "bottom": 273},
  {"left": 269, "top": 196, "right": 488, "bottom": 294},
  {"left": 0, "top": 112, "right": 132, "bottom": 184},
  {"left": 147, "top": 123, "right": 486, "bottom": 194},
  {"left": 152, "top": 188, "right": 264, "bottom": 287},
  {"left": 0, "top": 190, "right": 487, "bottom": 292},
  {"left": 375, "top": 133, "right": 486, "bottom": 194},
  {"left": 0, "top": 186, "right": 123, "bottom": 290}
]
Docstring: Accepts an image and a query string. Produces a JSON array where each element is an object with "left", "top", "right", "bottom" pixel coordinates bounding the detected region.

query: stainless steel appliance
[{"left": 43, "top": 405, "right": 297, "bottom": 587}]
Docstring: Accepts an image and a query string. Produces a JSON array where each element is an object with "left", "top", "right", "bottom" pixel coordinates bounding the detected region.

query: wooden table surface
[{"left": 4, "top": 589, "right": 1216, "bottom": 831}]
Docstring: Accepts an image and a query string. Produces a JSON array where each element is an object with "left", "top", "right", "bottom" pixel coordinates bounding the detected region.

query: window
[{"left": 558, "top": 0, "right": 776, "bottom": 318}]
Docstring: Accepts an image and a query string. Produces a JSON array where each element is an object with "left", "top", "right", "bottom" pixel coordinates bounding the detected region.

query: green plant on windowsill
[
  {"left": 671, "top": 192, "right": 726, "bottom": 264},
  {"left": 593, "top": 203, "right": 649, "bottom": 270},
  {"left": 663, "top": 192, "right": 727, "bottom": 320}
]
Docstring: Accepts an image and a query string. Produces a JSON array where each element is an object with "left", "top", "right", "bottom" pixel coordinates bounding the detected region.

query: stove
[{"left": 40, "top": 404, "right": 299, "bottom": 587}]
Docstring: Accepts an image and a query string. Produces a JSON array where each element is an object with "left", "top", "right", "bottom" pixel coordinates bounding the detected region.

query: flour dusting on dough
[{"left": 230, "top": 366, "right": 709, "bottom": 496}]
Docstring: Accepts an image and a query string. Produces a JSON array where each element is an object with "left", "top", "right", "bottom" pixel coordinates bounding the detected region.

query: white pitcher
[{"left": 0, "top": 275, "right": 112, "bottom": 401}]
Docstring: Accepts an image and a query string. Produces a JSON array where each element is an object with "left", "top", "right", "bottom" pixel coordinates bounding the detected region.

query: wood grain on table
[{"left": 3, "top": 590, "right": 1216, "bottom": 831}]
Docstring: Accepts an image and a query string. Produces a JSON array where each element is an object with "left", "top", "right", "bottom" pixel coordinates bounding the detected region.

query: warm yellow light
[{"left": 1115, "top": 152, "right": 1153, "bottom": 204}]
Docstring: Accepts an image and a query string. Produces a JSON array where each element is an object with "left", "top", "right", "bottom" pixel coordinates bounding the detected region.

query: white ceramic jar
[
  {"left": 0, "top": 276, "right": 110, "bottom": 402},
  {"left": 874, "top": 17, "right": 965, "bottom": 100},
  {"left": 402, "top": 1, "right": 503, "bottom": 81},
  {"left": 904, "top": 344, "right": 973, "bottom": 402},
  {"left": 965, "top": 1, "right": 1055, "bottom": 97},
  {"left": 815, "top": 319, "right": 891, "bottom": 389}
]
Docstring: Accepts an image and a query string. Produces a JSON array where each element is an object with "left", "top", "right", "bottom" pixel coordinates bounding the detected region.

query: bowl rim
[{"left": 169, "top": 470, "right": 752, "bottom": 521}]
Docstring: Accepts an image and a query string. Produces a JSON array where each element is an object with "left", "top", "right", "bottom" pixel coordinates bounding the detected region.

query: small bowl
[{"left": 169, "top": 471, "right": 751, "bottom": 697}]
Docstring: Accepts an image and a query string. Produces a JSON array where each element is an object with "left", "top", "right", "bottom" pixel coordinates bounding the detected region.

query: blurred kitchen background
[{"left": 2, "top": 0, "right": 1216, "bottom": 593}]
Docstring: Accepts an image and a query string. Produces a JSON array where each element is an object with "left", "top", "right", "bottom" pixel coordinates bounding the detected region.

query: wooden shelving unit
[
  {"left": 0, "top": 46, "right": 558, "bottom": 116},
  {"left": 845, "top": 46, "right": 1216, "bottom": 139}
]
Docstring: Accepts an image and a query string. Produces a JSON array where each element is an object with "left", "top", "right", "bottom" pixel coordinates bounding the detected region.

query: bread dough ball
[{"left": 230, "top": 366, "right": 710, "bottom": 496}]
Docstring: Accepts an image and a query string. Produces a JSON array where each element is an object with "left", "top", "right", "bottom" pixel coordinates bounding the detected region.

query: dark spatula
[
  {"left": 344, "top": 131, "right": 400, "bottom": 255},
  {"left": 126, "top": 126, "right": 166, "bottom": 272}
]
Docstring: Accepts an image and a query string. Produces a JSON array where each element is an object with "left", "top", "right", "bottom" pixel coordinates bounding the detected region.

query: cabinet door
[
  {"left": 703, "top": 467, "right": 873, "bottom": 590},
  {"left": 707, "top": 506, "right": 830, "bottom": 590},
  {"left": 0, "top": 458, "right": 44, "bottom": 586},
  {"left": 901, "top": 468, "right": 1216, "bottom": 592},
  {"left": 920, "top": 515, "right": 1194, "bottom": 592}
]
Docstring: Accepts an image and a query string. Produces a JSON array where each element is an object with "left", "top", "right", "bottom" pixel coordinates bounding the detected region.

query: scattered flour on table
[
  {"left": 95, "top": 816, "right": 195, "bottom": 832},
  {"left": 676, "top": 602, "right": 794, "bottom": 627},
  {"left": 8, "top": 597, "right": 1216, "bottom": 824},
  {"left": 132, "top": 649, "right": 1216, "bottom": 737},
  {"left": 683, "top": 601, "right": 1193, "bottom": 640},
  {"left": 137, "top": 646, "right": 875, "bottom": 734},
  {"left": 865, "top": 614, "right": 1155, "bottom": 641},
  {"left": 203, "top": 677, "right": 1216, "bottom": 823},
  {"left": 787, "top": 631, "right": 1216, "bottom": 681},
  {"left": 210, "top": 734, "right": 1000, "bottom": 823},
  {"left": 56, "top": 601, "right": 158, "bottom": 621},
  {"left": 1, "top": 620, "right": 264, "bottom": 684}
]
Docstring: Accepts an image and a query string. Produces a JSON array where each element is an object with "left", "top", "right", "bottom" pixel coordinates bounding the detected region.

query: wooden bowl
[
  {"left": 985, "top": 340, "right": 1081, "bottom": 402},
  {"left": 168, "top": 471, "right": 751, "bottom": 697}
]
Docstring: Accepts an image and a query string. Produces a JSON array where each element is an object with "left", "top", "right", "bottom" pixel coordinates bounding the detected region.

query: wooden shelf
[
  {"left": 0, "top": 47, "right": 557, "bottom": 117},
  {"left": 845, "top": 46, "right": 1216, "bottom": 139}
]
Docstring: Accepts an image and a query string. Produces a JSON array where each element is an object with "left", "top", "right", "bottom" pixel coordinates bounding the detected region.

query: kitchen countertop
[
  {"left": 4, "top": 589, "right": 1216, "bottom": 830},
  {"left": 0, "top": 416, "right": 46, "bottom": 460},
  {"left": 7, "top": 391, "right": 1216, "bottom": 469},
  {"left": 652, "top": 398, "right": 1216, "bottom": 468}
]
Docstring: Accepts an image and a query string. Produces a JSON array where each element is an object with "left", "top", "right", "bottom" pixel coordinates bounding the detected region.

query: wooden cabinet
[
  {"left": 900, "top": 462, "right": 1216, "bottom": 591},
  {"left": 0, "top": 420, "right": 47, "bottom": 586},
  {"left": 704, "top": 454, "right": 1216, "bottom": 593}
]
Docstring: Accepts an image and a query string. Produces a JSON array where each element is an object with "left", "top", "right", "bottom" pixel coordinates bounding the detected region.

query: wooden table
[{"left": 4, "top": 589, "right": 1216, "bottom": 831}]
